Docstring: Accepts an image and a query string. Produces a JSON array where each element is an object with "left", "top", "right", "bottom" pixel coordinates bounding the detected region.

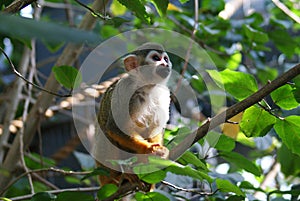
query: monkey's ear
[{"left": 123, "top": 54, "right": 139, "bottom": 71}]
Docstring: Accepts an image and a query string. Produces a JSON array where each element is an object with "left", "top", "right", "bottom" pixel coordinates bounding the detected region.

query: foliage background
[{"left": 0, "top": 0, "right": 300, "bottom": 200}]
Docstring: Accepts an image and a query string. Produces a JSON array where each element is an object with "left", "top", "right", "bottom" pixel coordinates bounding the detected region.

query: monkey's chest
[{"left": 129, "top": 85, "right": 170, "bottom": 138}]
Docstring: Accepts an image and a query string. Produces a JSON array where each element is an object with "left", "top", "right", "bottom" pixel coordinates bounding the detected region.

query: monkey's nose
[{"left": 159, "top": 61, "right": 169, "bottom": 67}]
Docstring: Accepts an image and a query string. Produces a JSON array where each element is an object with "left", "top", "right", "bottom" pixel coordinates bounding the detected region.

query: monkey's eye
[
  {"left": 152, "top": 54, "right": 160, "bottom": 61},
  {"left": 164, "top": 56, "right": 169, "bottom": 63}
]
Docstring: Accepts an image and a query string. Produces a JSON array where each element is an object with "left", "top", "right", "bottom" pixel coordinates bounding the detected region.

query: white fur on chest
[{"left": 111, "top": 77, "right": 170, "bottom": 139}]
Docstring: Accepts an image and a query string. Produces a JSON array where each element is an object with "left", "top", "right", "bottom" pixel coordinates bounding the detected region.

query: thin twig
[
  {"left": 161, "top": 180, "right": 219, "bottom": 196},
  {"left": 0, "top": 47, "right": 71, "bottom": 98},
  {"left": 257, "top": 102, "right": 283, "bottom": 120},
  {"left": 225, "top": 120, "right": 239, "bottom": 124},
  {"left": 74, "top": 0, "right": 110, "bottom": 20},
  {"left": 0, "top": 167, "right": 91, "bottom": 195},
  {"left": 175, "top": 0, "right": 199, "bottom": 94},
  {"left": 9, "top": 187, "right": 100, "bottom": 201},
  {"left": 0, "top": 47, "right": 30, "bottom": 162},
  {"left": 19, "top": 40, "right": 36, "bottom": 194}
]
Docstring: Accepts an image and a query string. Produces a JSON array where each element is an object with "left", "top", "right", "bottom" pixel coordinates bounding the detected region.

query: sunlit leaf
[
  {"left": 117, "top": 0, "right": 151, "bottom": 23},
  {"left": 274, "top": 116, "right": 300, "bottom": 156},
  {"left": 207, "top": 69, "right": 258, "bottom": 100},
  {"left": 97, "top": 184, "right": 118, "bottom": 200},
  {"left": 226, "top": 52, "right": 242, "bottom": 70},
  {"left": 271, "top": 85, "right": 299, "bottom": 110},
  {"left": 240, "top": 106, "right": 276, "bottom": 137},
  {"left": 110, "top": 0, "right": 127, "bottom": 16}
]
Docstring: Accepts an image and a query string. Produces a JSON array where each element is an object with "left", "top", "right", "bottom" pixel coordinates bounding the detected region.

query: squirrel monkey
[{"left": 95, "top": 43, "right": 172, "bottom": 191}]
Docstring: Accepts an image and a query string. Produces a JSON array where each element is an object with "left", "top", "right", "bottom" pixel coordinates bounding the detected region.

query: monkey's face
[
  {"left": 123, "top": 47, "right": 172, "bottom": 85},
  {"left": 145, "top": 50, "right": 172, "bottom": 79},
  {"left": 129, "top": 50, "right": 172, "bottom": 86}
]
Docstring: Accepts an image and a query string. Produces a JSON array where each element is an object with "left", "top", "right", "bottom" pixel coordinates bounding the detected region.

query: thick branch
[{"left": 170, "top": 63, "right": 300, "bottom": 160}]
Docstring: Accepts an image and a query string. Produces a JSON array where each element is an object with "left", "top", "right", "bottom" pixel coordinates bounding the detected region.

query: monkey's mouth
[{"left": 156, "top": 66, "right": 170, "bottom": 78}]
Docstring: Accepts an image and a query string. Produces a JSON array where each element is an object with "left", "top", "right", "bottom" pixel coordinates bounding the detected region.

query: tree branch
[
  {"left": 10, "top": 187, "right": 100, "bottom": 201},
  {"left": 0, "top": 0, "right": 109, "bottom": 192},
  {"left": 170, "top": 63, "right": 300, "bottom": 160},
  {"left": 3, "top": 0, "right": 37, "bottom": 13},
  {"left": 272, "top": 0, "right": 300, "bottom": 24}
]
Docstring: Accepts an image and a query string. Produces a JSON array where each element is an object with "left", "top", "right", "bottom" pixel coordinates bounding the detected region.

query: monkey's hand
[{"left": 149, "top": 144, "right": 169, "bottom": 159}]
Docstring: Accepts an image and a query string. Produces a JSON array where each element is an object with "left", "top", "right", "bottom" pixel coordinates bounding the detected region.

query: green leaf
[
  {"left": 191, "top": 74, "right": 206, "bottom": 93},
  {"left": 0, "top": 14, "right": 101, "bottom": 45},
  {"left": 56, "top": 192, "right": 94, "bottom": 201},
  {"left": 151, "top": 0, "right": 169, "bottom": 16},
  {"left": 207, "top": 69, "right": 258, "bottom": 100},
  {"left": 178, "top": 151, "right": 208, "bottom": 171},
  {"left": 42, "top": 40, "right": 64, "bottom": 53},
  {"left": 138, "top": 170, "right": 166, "bottom": 184},
  {"left": 219, "top": 151, "right": 261, "bottom": 176},
  {"left": 31, "top": 192, "right": 56, "bottom": 201},
  {"left": 243, "top": 24, "right": 269, "bottom": 43},
  {"left": 201, "top": 0, "right": 225, "bottom": 13},
  {"left": 52, "top": 65, "right": 82, "bottom": 89},
  {"left": 257, "top": 67, "right": 278, "bottom": 84},
  {"left": 117, "top": 0, "right": 151, "bottom": 23},
  {"left": 215, "top": 134, "right": 236, "bottom": 152},
  {"left": 268, "top": 28, "right": 297, "bottom": 58},
  {"left": 271, "top": 85, "right": 299, "bottom": 110},
  {"left": 274, "top": 116, "right": 300, "bottom": 156},
  {"left": 97, "top": 184, "right": 118, "bottom": 200},
  {"left": 110, "top": 0, "right": 127, "bottom": 16},
  {"left": 240, "top": 106, "right": 276, "bottom": 137},
  {"left": 0, "top": 198, "right": 12, "bottom": 201},
  {"left": 135, "top": 192, "right": 169, "bottom": 201},
  {"left": 178, "top": 0, "right": 189, "bottom": 4},
  {"left": 226, "top": 52, "right": 242, "bottom": 70},
  {"left": 277, "top": 143, "right": 300, "bottom": 176},
  {"left": 166, "top": 163, "right": 213, "bottom": 183},
  {"left": 293, "top": 75, "right": 300, "bottom": 88},
  {"left": 81, "top": 167, "right": 110, "bottom": 181},
  {"left": 239, "top": 181, "right": 264, "bottom": 192},
  {"left": 216, "top": 179, "right": 245, "bottom": 196}
]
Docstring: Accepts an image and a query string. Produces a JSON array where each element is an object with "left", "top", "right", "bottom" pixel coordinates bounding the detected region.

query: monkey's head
[{"left": 123, "top": 43, "right": 172, "bottom": 85}]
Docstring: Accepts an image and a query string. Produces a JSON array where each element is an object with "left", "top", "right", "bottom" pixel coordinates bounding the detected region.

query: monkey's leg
[{"left": 106, "top": 130, "right": 166, "bottom": 155}]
